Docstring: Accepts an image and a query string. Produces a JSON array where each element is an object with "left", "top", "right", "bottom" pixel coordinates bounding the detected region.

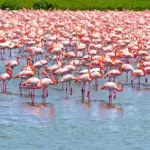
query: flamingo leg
[
  {"left": 69, "top": 81, "right": 72, "bottom": 95},
  {"left": 126, "top": 72, "right": 128, "bottom": 82},
  {"left": 66, "top": 82, "right": 68, "bottom": 93},
  {"left": 9, "top": 49, "right": 12, "bottom": 57},
  {"left": 145, "top": 76, "right": 148, "bottom": 83},
  {"left": 28, "top": 89, "right": 31, "bottom": 97},
  {"left": 81, "top": 82, "right": 86, "bottom": 100},
  {"left": 138, "top": 77, "right": 141, "bottom": 90},
  {"left": 2, "top": 81, "right": 5, "bottom": 93},
  {"left": 104, "top": 66, "right": 107, "bottom": 74},
  {"left": 4, "top": 79, "right": 10, "bottom": 92},
  {"left": 108, "top": 90, "right": 112, "bottom": 105},
  {"left": 131, "top": 77, "right": 138, "bottom": 88},
  {"left": 19, "top": 79, "right": 23, "bottom": 96},
  {"left": 65, "top": 82, "right": 68, "bottom": 98},
  {"left": 113, "top": 76, "right": 115, "bottom": 82},
  {"left": 87, "top": 82, "right": 91, "bottom": 101},
  {"left": 62, "top": 82, "right": 64, "bottom": 90},
  {"left": 42, "top": 87, "right": 45, "bottom": 98},
  {"left": 31, "top": 92, "right": 34, "bottom": 106},
  {"left": 46, "top": 87, "right": 48, "bottom": 97},
  {"left": 95, "top": 79, "right": 98, "bottom": 91},
  {"left": 113, "top": 90, "right": 116, "bottom": 99},
  {"left": 33, "top": 89, "right": 35, "bottom": 98}
]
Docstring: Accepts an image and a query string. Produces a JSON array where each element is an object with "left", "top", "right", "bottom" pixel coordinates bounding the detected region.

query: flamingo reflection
[
  {"left": 99, "top": 102, "right": 123, "bottom": 118},
  {"left": 21, "top": 102, "right": 55, "bottom": 119}
]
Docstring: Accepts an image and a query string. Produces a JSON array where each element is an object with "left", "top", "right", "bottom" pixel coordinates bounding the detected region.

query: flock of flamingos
[{"left": 0, "top": 9, "right": 150, "bottom": 106}]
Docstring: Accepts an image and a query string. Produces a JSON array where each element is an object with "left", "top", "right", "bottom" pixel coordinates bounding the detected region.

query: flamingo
[
  {"left": 74, "top": 64, "right": 93, "bottom": 100},
  {"left": 0, "top": 67, "right": 12, "bottom": 92},
  {"left": 122, "top": 64, "right": 134, "bottom": 82},
  {"left": 104, "top": 67, "right": 122, "bottom": 82},
  {"left": 58, "top": 74, "right": 77, "bottom": 96},
  {"left": 91, "top": 65, "right": 104, "bottom": 90},
  {"left": 14, "top": 61, "right": 35, "bottom": 96},
  {"left": 100, "top": 82, "right": 124, "bottom": 105},
  {"left": 131, "top": 68, "right": 147, "bottom": 89},
  {"left": 5, "top": 56, "right": 21, "bottom": 72},
  {"left": 41, "top": 71, "right": 56, "bottom": 99},
  {"left": 21, "top": 57, "right": 34, "bottom": 71},
  {"left": 33, "top": 54, "right": 51, "bottom": 75},
  {"left": 21, "top": 72, "right": 43, "bottom": 105}
]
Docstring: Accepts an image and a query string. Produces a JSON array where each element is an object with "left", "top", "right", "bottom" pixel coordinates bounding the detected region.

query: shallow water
[{"left": 0, "top": 56, "right": 150, "bottom": 150}]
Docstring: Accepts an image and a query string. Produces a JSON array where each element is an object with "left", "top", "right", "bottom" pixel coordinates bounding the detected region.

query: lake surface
[{"left": 0, "top": 55, "right": 150, "bottom": 150}]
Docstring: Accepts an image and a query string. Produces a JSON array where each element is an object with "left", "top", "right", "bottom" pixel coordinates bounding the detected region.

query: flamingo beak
[{"left": 100, "top": 86, "right": 105, "bottom": 90}]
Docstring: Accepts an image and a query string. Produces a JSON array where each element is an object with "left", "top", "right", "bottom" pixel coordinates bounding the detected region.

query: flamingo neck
[
  {"left": 100, "top": 66, "right": 104, "bottom": 77},
  {"left": 140, "top": 68, "right": 146, "bottom": 76},
  {"left": 37, "top": 73, "right": 43, "bottom": 88},
  {"left": 88, "top": 66, "right": 92, "bottom": 79},
  {"left": 45, "top": 56, "right": 49, "bottom": 62},
  {"left": 29, "top": 62, "right": 35, "bottom": 74},
  {"left": 6, "top": 69, "right": 12, "bottom": 78},
  {"left": 50, "top": 72, "right": 56, "bottom": 83},
  {"left": 138, "top": 60, "right": 143, "bottom": 68}
]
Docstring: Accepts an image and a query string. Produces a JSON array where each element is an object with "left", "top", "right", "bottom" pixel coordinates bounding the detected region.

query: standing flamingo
[
  {"left": 104, "top": 67, "right": 122, "bottom": 82},
  {"left": 33, "top": 54, "right": 51, "bottom": 76},
  {"left": 122, "top": 64, "right": 134, "bottom": 82},
  {"left": 74, "top": 64, "right": 93, "bottom": 100},
  {"left": 21, "top": 72, "right": 43, "bottom": 105},
  {"left": 5, "top": 56, "right": 21, "bottom": 72},
  {"left": 100, "top": 82, "right": 124, "bottom": 105},
  {"left": 131, "top": 68, "right": 147, "bottom": 89},
  {"left": 14, "top": 61, "right": 35, "bottom": 96},
  {"left": 41, "top": 71, "right": 56, "bottom": 99},
  {"left": 58, "top": 74, "right": 77, "bottom": 96},
  {"left": 0, "top": 68, "right": 12, "bottom": 92}
]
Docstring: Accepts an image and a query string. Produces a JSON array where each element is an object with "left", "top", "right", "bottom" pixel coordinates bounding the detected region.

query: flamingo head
[
  {"left": 45, "top": 54, "right": 49, "bottom": 57},
  {"left": 133, "top": 51, "right": 138, "bottom": 58},
  {"left": 45, "top": 66, "right": 49, "bottom": 71},
  {"left": 42, "top": 71, "right": 47, "bottom": 76},
  {"left": 27, "top": 57, "right": 33, "bottom": 63},
  {"left": 138, "top": 59, "right": 143, "bottom": 67},
  {"left": 64, "top": 52, "right": 70, "bottom": 57}
]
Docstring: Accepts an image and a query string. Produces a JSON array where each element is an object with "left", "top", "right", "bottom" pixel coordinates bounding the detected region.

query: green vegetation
[{"left": 0, "top": 0, "right": 150, "bottom": 10}]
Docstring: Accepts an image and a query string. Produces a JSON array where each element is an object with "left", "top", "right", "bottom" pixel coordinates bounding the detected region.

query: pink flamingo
[
  {"left": 58, "top": 74, "right": 77, "bottom": 96},
  {"left": 5, "top": 56, "right": 21, "bottom": 72},
  {"left": 0, "top": 68, "right": 12, "bottom": 92},
  {"left": 14, "top": 61, "right": 35, "bottom": 96},
  {"left": 131, "top": 68, "right": 147, "bottom": 89},
  {"left": 100, "top": 82, "right": 124, "bottom": 105},
  {"left": 91, "top": 65, "right": 104, "bottom": 90},
  {"left": 74, "top": 64, "right": 93, "bottom": 100},
  {"left": 33, "top": 54, "right": 51, "bottom": 76},
  {"left": 41, "top": 71, "right": 56, "bottom": 99},
  {"left": 122, "top": 64, "right": 134, "bottom": 82},
  {"left": 104, "top": 67, "right": 122, "bottom": 82},
  {"left": 21, "top": 73, "right": 43, "bottom": 105}
]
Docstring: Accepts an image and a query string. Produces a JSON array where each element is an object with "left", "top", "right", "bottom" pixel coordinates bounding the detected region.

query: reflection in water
[
  {"left": 99, "top": 102, "right": 123, "bottom": 118},
  {"left": 21, "top": 102, "right": 55, "bottom": 119},
  {"left": 81, "top": 99, "right": 91, "bottom": 111}
]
